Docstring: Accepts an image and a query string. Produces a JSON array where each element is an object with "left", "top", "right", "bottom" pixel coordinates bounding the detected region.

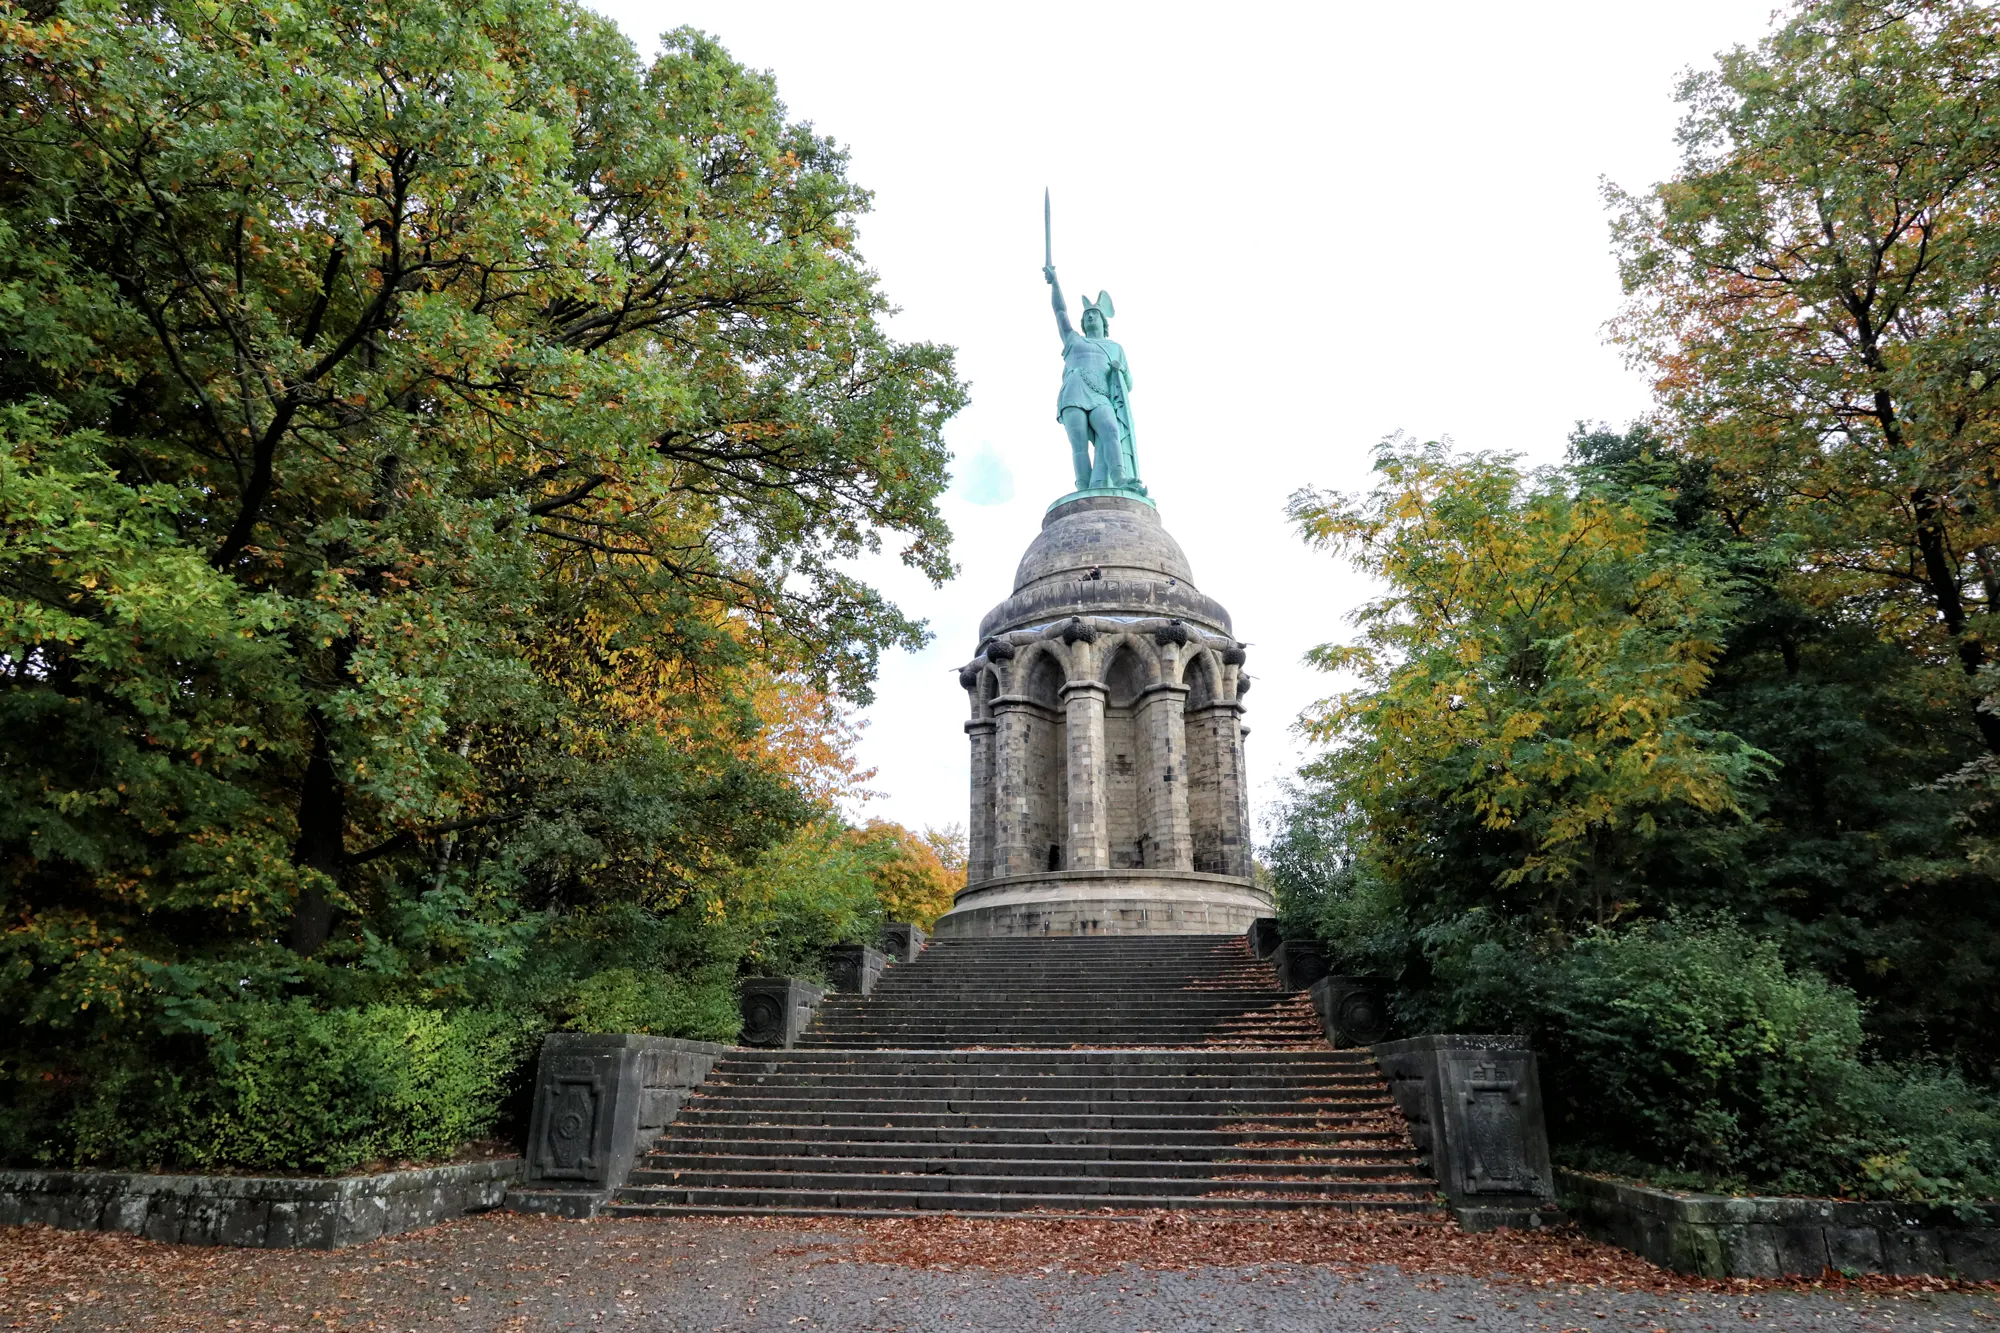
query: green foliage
[
  {"left": 730, "top": 821, "right": 887, "bottom": 980},
  {"left": 0, "top": 0, "right": 960, "bottom": 1169},
  {"left": 1288, "top": 435, "right": 1767, "bottom": 930},
  {"left": 1430, "top": 917, "right": 2000, "bottom": 1201},
  {"left": 51, "top": 1002, "right": 525, "bottom": 1174}
]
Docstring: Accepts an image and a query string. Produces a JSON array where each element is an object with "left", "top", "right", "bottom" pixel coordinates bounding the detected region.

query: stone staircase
[{"left": 608, "top": 935, "right": 1438, "bottom": 1217}]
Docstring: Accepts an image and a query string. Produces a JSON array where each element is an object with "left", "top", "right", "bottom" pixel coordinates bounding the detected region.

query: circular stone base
[{"left": 932, "top": 869, "right": 1273, "bottom": 938}]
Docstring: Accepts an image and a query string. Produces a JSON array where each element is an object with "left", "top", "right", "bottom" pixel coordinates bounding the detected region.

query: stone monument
[{"left": 931, "top": 198, "right": 1271, "bottom": 937}]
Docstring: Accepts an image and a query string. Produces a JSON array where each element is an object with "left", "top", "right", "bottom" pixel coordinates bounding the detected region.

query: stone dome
[
  {"left": 977, "top": 494, "right": 1233, "bottom": 640},
  {"left": 1012, "top": 495, "right": 1194, "bottom": 592}
]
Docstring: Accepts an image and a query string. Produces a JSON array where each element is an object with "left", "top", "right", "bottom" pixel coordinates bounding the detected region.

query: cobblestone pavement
[{"left": 3, "top": 1213, "right": 1996, "bottom": 1332}]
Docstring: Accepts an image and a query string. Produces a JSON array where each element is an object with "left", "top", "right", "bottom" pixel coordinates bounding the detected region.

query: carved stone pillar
[
  {"left": 990, "top": 698, "right": 1035, "bottom": 878},
  {"left": 964, "top": 717, "right": 997, "bottom": 883},
  {"left": 1062, "top": 680, "right": 1109, "bottom": 870},
  {"left": 1137, "top": 682, "right": 1193, "bottom": 871}
]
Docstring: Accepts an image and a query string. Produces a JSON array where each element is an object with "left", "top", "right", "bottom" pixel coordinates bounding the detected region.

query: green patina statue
[{"left": 1043, "top": 191, "right": 1145, "bottom": 498}]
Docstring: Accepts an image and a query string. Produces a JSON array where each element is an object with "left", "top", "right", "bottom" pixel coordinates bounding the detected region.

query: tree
[
  {"left": 1287, "top": 436, "right": 1764, "bottom": 930},
  {"left": 0, "top": 0, "right": 962, "bottom": 1096},
  {"left": 1608, "top": 0, "right": 2000, "bottom": 751},
  {"left": 850, "top": 820, "right": 961, "bottom": 930}
]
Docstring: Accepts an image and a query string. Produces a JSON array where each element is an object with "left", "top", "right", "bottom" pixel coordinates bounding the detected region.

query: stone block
[
  {"left": 522, "top": 1033, "right": 727, "bottom": 1204},
  {"left": 878, "top": 922, "right": 928, "bottom": 963},
  {"left": 1558, "top": 1170, "right": 2000, "bottom": 1279},
  {"left": 1270, "top": 939, "right": 1329, "bottom": 991},
  {"left": 0, "top": 1160, "right": 518, "bottom": 1250},
  {"left": 1308, "top": 975, "right": 1393, "bottom": 1048},
  {"left": 1247, "top": 917, "right": 1281, "bottom": 959},
  {"left": 824, "top": 944, "right": 888, "bottom": 996},
  {"left": 1376, "top": 1034, "right": 1555, "bottom": 1224},
  {"left": 740, "top": 977, "right": 825, "bottom": 1049}
]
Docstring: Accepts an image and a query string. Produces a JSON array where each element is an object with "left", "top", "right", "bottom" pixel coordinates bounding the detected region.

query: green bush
[
  {"left": 1530, "top": 919, "right": 1865, "bottom": 1189},
  {"left": 550, "top": 966, "right": 741, "bottom": 1043},
  {"left": 60, "top": 1002, "right": 526, "bottom": 1175},
  {"left": 1430, "top": 916, "right": 2000, "bottom": 1200}
]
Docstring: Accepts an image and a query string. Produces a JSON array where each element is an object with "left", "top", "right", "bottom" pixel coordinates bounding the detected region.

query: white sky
[{"left": 587, "top": 0, "right": 1781, "bottom": 840}]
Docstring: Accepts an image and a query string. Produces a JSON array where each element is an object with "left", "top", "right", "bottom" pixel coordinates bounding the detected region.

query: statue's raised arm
[{"left": 1045, "top": 265, "right": 1074, "bottom": 342}]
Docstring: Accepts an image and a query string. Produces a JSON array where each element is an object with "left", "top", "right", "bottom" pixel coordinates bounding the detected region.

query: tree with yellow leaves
[{"left": 1288, "top": 437, "right": 1767, "bottom": 930}]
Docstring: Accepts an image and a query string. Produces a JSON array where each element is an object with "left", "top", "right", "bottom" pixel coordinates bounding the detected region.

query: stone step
[
  {"left": 640, "top": 1140, "right": 1424, "bottom": 1165},
  {"left": 607, "top": 1187, "right": 1435, "bottom": 1215},
  {"left": 708, "top": 1048, "right": 1376, "bottom": 1056},
  {"left": 705, "top": 1074, "right": 1385, "bottom": 1092},
  {"left": 673, "top": 1108, "right": 1393, "bottom": 1132},
  {"left": 680, "top": 1088, "right": 1384, "bottom": 1112},
  {"left": 659, "top": 1123, "right": 1412, "bottom": 1149},
  {"left": 619, "top": 1169, "right": 1428, "bottom": 1198},
  {"left": 630, "top": 1155, "right": 1421, "bottom": 1181}
]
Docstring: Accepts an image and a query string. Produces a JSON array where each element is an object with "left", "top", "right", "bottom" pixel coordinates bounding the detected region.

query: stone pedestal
[
  {"left": 941, "top": 492, "right": 1271, "bottom": 936},
  {"left": 1375, "top": 1034, "right": 1557, "bottom": 1230},
  {"left": 1308, "top": 975, "right": 1393, "bottom": 1047},
  {"left": 1247, "top": 918, "right": 1282, "bottom": 958},
  {"left": 514, "top": 1034, "right": 726, "bottom": 1216},
  {"left": 738, "top": 978, "right": 824, "bottom": 1049},
  {"left": 824, "top": 944, "right": 887, "bottom": 995},
  {"left": 877, "top": 922, "right": 928, "bottom": 963},
  {"left": 1271, "top": 939, "right": 1330, "bottom": 992}
]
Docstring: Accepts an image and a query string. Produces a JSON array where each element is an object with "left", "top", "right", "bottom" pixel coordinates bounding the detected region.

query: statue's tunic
[{"left": 1056, "top": 331, "right": 1127, "bottom": 421}]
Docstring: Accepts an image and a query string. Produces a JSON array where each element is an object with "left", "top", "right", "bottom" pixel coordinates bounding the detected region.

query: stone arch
[
  {"left": 1185, "top": 650, "right": 1220, "bottom": 708},
  {"left": 1097, "top": 641, "right": 1160, "bottom": 869},
  {"left": 1186, "top": 649, "right": 1228, "bottom": 873},
  {"left": 1017, "top": 648, "right": 1068, "bottom": 875}
]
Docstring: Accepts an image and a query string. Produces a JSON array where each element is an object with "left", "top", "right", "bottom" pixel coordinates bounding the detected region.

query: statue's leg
[
  {"left": 1060, "top": 409, "right": 1093, "bottom": 491},
  {"left": 1090, "top": 405, "right": 1126, "bottom": 486}
]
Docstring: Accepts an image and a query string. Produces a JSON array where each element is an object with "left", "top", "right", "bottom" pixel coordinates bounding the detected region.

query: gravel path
[{"left": 3, "top": 1212, "right": 1995, "bottom": 1332}]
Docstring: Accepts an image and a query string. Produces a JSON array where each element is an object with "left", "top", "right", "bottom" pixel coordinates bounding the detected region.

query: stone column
[
  {"left": 964, "top": 717, "right": 997, "bottom": 883},
  {"left": 989, "top": 698, "right": 1034, "bottom": 878},
  {"left": 1203, "top": 703, "right": 1250, "bottom": 878},
  {"left": 1138, "top": 682, "right": 1193, "bottom": 871},
  {"left": 1061, "top": 680, "right": 1109, "bottom": 870}
]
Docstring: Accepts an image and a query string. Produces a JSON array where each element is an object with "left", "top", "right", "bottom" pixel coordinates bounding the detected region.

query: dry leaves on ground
[{"left": 746, "top": 1210, "right": 2000, "bottom": 1296}]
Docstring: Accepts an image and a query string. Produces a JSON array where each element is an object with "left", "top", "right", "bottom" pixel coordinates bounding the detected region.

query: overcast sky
[{"left": 586, "top": 0, "right": 1782, "bottom": 840}]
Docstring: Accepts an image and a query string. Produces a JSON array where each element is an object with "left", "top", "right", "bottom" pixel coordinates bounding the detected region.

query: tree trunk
[{"left": 289, "top": 708, "right": 345, "bottom": 954}]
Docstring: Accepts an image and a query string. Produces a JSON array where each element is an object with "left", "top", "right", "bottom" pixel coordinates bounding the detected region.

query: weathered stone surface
[
  {"left": 933, "top": 869, "right": 1272, "bottom": 937},
  {"left": 1308, "top": 975, "right": 1393, "bottom": 1047},
  {"left": 824, "top": 944, "right": 888, "bottom": 995},
  {"left": 515, "top": 1033, "right": 727, "bottom": 1216},
  {"left": 1560, "top": 1170, "right": 2000, "bottom": 1278},
  {"left": 947, "top": 493, "right": 1264, "bottom": 937},
  {"left": 1247, "top": 918, "right": 1281, "bottom": 958},
  {"left": 739, "top": 978, "right": 825, "bottom": 1049},
  {"left": 0, "top": 1159, "right": 520, "bottom": 1249},
  {"left": 1375, "top": 1034, "right": 1556, "bottom": 1230},
  {"left": 1271, "top": 939, "right": 1329, "bottom": 991},
  {"left": 878, "top": 922, "right": 928, "bottom": 963}
]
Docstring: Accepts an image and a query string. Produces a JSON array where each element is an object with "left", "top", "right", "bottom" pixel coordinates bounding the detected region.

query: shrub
[
  {"left": 61, "top": 1002, "right": 526, "bottom": 1175},
  {"left": 550, "top": 966, "right": 740, "bottom": 1044},
  {"left": 1527, "top": 919, "right": 1865, "bottom": 1189}
]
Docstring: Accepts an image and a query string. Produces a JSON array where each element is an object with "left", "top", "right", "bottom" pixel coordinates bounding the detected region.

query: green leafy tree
[
  {"left": 0, "top": 0, "right": 962, "bottom": 1162},
  {"left": 1287, "top": 436, "right": 1765, "bottom": 931},
  {"left": 1608, "top": 0, "right": 2000, "bottom": 752}
]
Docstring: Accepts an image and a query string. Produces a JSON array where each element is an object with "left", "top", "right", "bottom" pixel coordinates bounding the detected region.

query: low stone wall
[
  {"left": 1560, "top": 1169, "right": 2000, "bottom": 1278},
  {"left": 0, "top": 1157, "right": 520, "bottom": 1249}
]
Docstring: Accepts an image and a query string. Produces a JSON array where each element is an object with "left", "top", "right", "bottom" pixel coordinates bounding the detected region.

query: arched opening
[
  {"left": 1102, "top": 643, "right": 1150, "bottom": 869},
  {"left": 1186, "top": 653, "right": 1228, "bottom": 873},
  {"left": 1019, "top": 651, "right": 1068, "bottom": 874}
]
